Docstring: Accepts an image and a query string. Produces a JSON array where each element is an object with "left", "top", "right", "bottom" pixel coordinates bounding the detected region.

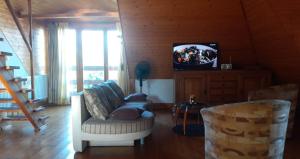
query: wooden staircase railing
[
  {"left": 0, "top": 0, "right": 48, "bottom": 131},
  {"left": 4, "top": 0, "right": 35, "bottom": 99},
  {"left": 0, "top": 52, "right": 47, "bottom": 131}
]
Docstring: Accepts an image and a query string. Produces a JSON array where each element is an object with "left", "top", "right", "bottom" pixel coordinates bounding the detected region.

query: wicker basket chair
[
  {"left": 248, "top": 84, "right": 298, "bottom": 138},
  {"left": 201, "top": 100, "right": 291, "bottom": 159}
]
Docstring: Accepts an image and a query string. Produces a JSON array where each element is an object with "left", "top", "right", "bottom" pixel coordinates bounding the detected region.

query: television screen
[{"left": 173, "top": 43, "right": 219, "bottom": 70}]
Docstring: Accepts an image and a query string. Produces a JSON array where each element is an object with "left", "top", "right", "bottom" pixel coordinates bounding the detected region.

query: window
[
  {"left": 64, "top": 28, "right": 122, "bottom": 94},
  {"left": 82, "top": 30, "right": 105, "bottom": 88}
]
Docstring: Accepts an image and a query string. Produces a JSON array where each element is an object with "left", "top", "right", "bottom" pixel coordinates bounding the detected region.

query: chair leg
[
  {"left": 73, "top": 139, "right": 87, "bottom": 152},
  {"left": 140, "top": 138, "right": 144, "bottom": 145},
  {"left": 183, "top": 111, "right": 188, "bottom": 135}
]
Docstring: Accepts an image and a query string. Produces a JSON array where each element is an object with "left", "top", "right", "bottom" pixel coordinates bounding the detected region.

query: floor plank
[{"left": 0, "top": 106, "right": 299, "bottom": 159}]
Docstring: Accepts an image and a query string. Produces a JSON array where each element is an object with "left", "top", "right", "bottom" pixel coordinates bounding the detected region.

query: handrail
[
  {"left": 0, "top": 29, "right": 29, "bottom": 76},
  {"left": 5, "top": 0, "right": 35, "bottom": 99},
  {"left": 4, "top": 0, "right": 32, "bottom": 53}
]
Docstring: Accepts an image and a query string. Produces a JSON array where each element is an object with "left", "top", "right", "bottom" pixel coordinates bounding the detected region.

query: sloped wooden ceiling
[
  {"left": 242, "top": 0, "right": 300, "bottom": 84},
  {"left": 118, "top": 0, "right": 256, "bottom": 79},
  {"left": 10, "top": 0, "right": 119, "bottom": 22}
]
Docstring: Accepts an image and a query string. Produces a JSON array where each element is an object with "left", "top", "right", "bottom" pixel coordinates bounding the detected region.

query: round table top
[{"left": 175, "top": 102, "right": 209, "bottom": 111}]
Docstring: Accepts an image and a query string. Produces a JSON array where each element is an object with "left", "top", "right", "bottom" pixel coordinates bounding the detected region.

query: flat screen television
[{"left": 173, "top": 43, "right": 219, "bottom": 70}]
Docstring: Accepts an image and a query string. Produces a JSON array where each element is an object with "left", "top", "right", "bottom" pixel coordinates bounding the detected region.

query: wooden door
[{"left": 183, "top": 77, "right": 207, "bottom": 103}]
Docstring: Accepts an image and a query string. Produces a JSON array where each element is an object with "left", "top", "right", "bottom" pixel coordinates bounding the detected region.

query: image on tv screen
[{"left": 173, "top": 43, "right": 218, "bottom": 69}]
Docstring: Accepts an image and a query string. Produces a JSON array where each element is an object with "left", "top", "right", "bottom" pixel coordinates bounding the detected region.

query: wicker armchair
[
  {"left": 201, "top": 100, "right": 291, "bottom": 159},
  {"left": 248, "top": 84, "right": 298, "bottom": 138}
]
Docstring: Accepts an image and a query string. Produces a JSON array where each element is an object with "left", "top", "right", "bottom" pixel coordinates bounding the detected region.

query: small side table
[{"left": 173, "top": 102, "right": 208, "bottom": 135}]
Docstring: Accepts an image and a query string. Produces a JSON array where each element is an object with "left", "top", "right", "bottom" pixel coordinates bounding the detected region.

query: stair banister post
[{"left": 28, "top": 0, "right": 35, "bottom": 99}]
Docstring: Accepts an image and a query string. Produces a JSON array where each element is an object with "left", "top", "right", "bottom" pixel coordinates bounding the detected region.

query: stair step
[
  {"left": 0, "top": 104, "right": 45, "bottom": 113},
  {"left": 37, "top": 115, "right": 49, "bottom": 127},
  {"left": 0, "top": 103, "right": 20, "bottom": 112},
  {"left": 0, "top": 51, "right": 13, "bottom": 56},
  {"left": 1, "top": 66, "right": 20, "bottom": 70},
  {"left": 32, "top": 106, "right": 46, "bottom": 112},
  {"left": 2, "top": 115, "right": 27, "bottom": 121},
  {"left": 28, "top": 99, "right": 41, "bottom": 104},
  {"left": 0, "top": 88, "right": 32, "bottom": 98},
  {"left": 0, "top": 98, "right": 14, "bottom": 103},
  {"left": 0, "top": 88, "right": 7, "bottom": 93},
  {"left": 38, "top": 115, "right": 49, "bottom": 121},
  {"left": 11, "top": 77, "right": 27, "bottom": 82},
  {"left": 19, "top": 89, "right": 32, "bottom": 93}
]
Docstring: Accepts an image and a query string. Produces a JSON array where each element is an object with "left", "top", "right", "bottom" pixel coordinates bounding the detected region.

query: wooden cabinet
[
  {"left": 174, "top": 70, "right": 271, "bottom": 105},
  {"left": 175, "top": 72, "right": 207, "bottom": 103},
  {"left": 207, "top": 72, "right": 239, "bottom": 104}
]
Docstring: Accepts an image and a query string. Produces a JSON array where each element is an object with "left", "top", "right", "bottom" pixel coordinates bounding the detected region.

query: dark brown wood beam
[
  {"left": 18, "top": 11, "right": 119, "bottom": 20},
  {"left": 28, "top": 0, "right": 35, "bottom": 99},
  {"left": 28, "top": 0, "right": 32, "bottom": 46},
  {"left": 5, "top": 0, "right": 32, "bottom": 53},
  {"left": 43, "top": 17, "right": 120, "bottom": 23}
]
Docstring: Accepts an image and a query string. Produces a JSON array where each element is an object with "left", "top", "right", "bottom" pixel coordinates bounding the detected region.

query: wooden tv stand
[{"left": 174, "top": 70, "right": 271, "bottom": 105}]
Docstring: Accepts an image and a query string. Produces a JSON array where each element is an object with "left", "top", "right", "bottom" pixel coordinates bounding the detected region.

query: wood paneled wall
[
  {"left": 0, "top": 1, "right": 46, "bottom": 75},
  {"left": 118, "top": 0, "right": 256, "bottom": 79},
  {"left": 241, "top": 0, "right": 300, "bottom": 84}
]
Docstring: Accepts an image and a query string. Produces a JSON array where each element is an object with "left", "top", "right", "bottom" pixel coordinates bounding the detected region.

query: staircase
[{"left": 0, "top": 51, "right": 48, "bottom": 131}]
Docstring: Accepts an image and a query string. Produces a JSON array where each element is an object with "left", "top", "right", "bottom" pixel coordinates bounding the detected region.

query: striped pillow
[
  {"left": 92, "top": 85, "right": 114, "bottom": 113},
  {"left": 83, "top": 88, "right": 109, "bottom": 120},
  {"left": 105, "top": 80, "right": 125, "bottom": 100},
  {"left": 99, "top": 83, "right": 124, "bottom": 109}
]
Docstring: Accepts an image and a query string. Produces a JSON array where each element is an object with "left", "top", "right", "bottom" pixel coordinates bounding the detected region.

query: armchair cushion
[
  {"left": 109, "top": 107, "right": 144, "bottom": 120},
  {"left": 124, "top": 93, "right": 147, "bottom": 102},
  {"left": 82, "top": 111, "right": 154, "bottom": 134},
  {"left": 121, "top": 102, "right": 149, "bottom": 111}
]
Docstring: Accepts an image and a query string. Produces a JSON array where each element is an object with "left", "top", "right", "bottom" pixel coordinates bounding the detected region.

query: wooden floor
[{"left": 0, "top": 106, "right": 299, "bottom": 159}]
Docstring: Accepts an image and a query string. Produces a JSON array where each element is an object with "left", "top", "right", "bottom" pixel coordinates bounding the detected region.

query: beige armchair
[
  {"left": 248, "top": 84, "right": 298, "bottom": 138},
  {"left": 201, "top": 100, "right": 291, "bottom": 159}
]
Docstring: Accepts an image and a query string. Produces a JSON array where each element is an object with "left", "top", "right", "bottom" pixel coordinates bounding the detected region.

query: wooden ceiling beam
[{"left": 18, "top": 10, "right": 119, "bottom": 20}]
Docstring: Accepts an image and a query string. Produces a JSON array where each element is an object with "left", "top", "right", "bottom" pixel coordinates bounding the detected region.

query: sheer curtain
[
  {"left": 48, "top": 23, "right": 72, "bottom": 105},
  {"left": 116, "top": 22, "right": 130, "bottom": 95}
]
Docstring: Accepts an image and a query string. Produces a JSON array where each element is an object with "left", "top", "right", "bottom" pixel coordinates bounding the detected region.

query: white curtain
[
  {"left": 48, "top": 23, "right": 70, "bottom": 105},
  {"left": 57, "top": 23, "right": 70, "bottom": 104},
  {"left": 116, "top": 22, "right": 130, "bottom": 95}
]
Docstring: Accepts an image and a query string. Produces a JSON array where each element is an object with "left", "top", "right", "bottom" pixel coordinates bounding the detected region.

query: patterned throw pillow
[
  {"left": 99, "top": 83, "right": 124, "bottom": 109},
  {"left": 83, "top": 88, "right": 109, "bottom": 120},
  {"left": 109, "top": 107, "right": 142, "bottom": 120},
  {"left": 92, "top": 85, "right": 114, "bottom": 113},
  {"left": 105, "top": 80, "right": 125, "bottom": 100}
]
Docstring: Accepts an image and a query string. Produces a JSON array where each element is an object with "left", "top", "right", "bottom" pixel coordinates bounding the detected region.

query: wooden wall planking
[
  {"left": 0, "top": 0, "right": 46, "bottom": 75},
  {"left": 118, "top": 0, "right": 257, "bottom": 79},
  {"left": 241, "top": 0, "right": 300, "bottom": 84}
]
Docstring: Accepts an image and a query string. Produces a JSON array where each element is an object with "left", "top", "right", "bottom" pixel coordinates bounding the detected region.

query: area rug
[{"left": 172, "top": 124, "right": 204, "bottom": 136}]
